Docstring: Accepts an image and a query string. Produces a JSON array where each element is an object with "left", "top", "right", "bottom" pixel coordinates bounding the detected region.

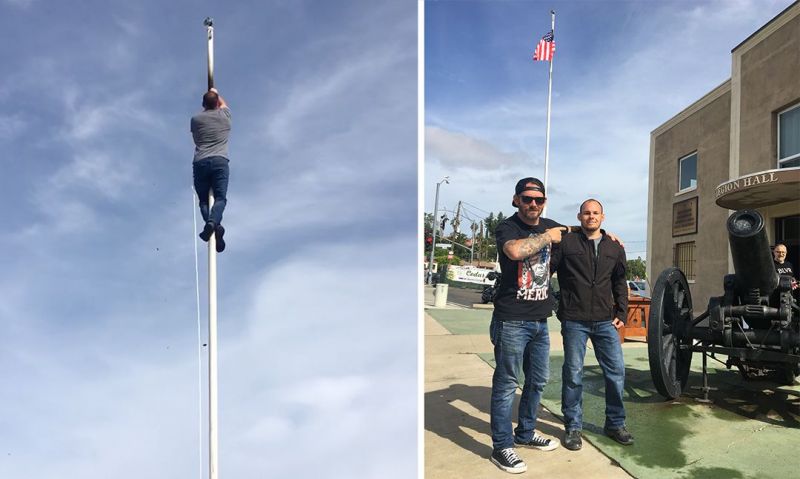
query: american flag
[{"left": 532, "top": 30, "right": 555, "bottom": 62}]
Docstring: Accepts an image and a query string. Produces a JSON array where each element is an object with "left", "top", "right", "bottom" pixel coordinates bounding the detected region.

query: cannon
[{"left": 648, "top": 209, "right": 800, "bottom": 400}]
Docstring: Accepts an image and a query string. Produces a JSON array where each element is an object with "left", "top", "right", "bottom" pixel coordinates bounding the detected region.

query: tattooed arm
[{"left": 502, "top": 227, "right": 567, "bottom": 261}]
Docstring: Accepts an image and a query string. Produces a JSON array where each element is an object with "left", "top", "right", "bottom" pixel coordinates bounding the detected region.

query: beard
[{"left": 520, "top": 205, "right": 542, "bottom": 222}]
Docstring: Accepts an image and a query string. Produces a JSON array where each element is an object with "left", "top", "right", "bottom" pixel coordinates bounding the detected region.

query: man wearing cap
[
  {"left": 489, "top": 177, "right": 566, "bottom": 474},
  {"left": 550, "top": 199, "right": 632, "bottom": 451}
]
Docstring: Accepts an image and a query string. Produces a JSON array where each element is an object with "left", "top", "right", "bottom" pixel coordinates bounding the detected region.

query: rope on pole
[{"left": 192, "top": 188, "right": 204, "bottom": 479}]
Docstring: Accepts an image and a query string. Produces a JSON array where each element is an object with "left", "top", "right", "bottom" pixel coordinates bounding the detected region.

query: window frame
[
  {"left": 677, "top": 151, "right": 698, "bottom": 194},
  {"left": 777, "top": 103, "right": 800, "bottom": 169},
  {"left": 673, "top": 241, "right": 696, "bottom": 282}
]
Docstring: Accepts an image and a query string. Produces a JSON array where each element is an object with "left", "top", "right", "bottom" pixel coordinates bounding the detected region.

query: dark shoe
[
  {"left": 564, "top": 430, "right": 582, "bottom": 451},
  {"left": 199, "top": 221, "right": 215, "bottom": 242},
  {"left": 604, "top": 426, "right": 634, "bottom": 445},
  {"left": 515, "top": 433, "right": 559, "bottom": 451},
  {"left": 215, "top": 225, "right": 225, "bottom": 253},
  {"left": 490, "top": 448, "right": 527, "bottom": 474}
]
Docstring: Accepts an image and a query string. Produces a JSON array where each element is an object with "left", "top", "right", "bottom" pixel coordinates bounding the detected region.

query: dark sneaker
[
  {"left": 215, "top": 224, "right": 225, "bottom": 253},
  {"left": 199, "top": 221, "right": 215, "bottom": 242},
  {"left": 490, "top": 448, "right": 527, "bottom": 474},
  {"left": 604, "top": 426, "right": 634, "bottom": 446},
  {"left": 515, "top": 433, "right": 560, "bottom": 451},
  {"left": 564, "top": 430, "right": 582, "bottom": 451}
]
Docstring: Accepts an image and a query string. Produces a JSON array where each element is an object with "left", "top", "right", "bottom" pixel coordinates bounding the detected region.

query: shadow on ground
[
  {"left": 425, "top": 384, "right": 565, "bottom": 461},
  {"left": 468, "top": 348, "right": 799, "bottom": 478}
]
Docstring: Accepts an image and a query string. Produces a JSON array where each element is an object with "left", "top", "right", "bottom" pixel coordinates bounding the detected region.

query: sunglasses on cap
[{"left": 519, "top": 195, "right": 546, "bottom": 205}]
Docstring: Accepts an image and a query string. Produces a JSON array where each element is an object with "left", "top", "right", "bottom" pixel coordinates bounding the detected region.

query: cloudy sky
[
  {"left": 0, "top": 1, "right": 417, "bottom": 478},
  {"left": 425, "top": 0, "right": 793, "bottom": 260}
]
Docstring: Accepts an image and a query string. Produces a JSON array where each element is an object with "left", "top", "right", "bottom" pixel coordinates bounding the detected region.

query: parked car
[{"left": 628, "top": 280, "right": 650, "bottom": 298}]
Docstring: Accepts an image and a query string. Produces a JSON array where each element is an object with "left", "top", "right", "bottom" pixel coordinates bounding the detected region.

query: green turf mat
[
  {"left": 478, "top": 347, "right": 800, "bottom": 479},
  {"left": 426, "top": 309, "right": 560, "bottom": 335}
]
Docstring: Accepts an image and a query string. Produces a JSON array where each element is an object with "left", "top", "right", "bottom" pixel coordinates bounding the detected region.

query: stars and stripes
[{"left": 532, "top": 30, "right": 555, "bottom": 62}]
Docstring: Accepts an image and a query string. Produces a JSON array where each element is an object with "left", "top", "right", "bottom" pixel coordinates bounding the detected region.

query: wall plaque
[{"left": 672, "top": 197, "right": 698, "bottom": 237}]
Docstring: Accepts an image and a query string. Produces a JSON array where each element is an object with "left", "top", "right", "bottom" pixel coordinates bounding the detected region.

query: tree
[
  {"left": 423, "top": 213, "right": 434, "bottom": 253},
  {"left": 480, "top": 211, "right": 506, "bottom": 261},
  {"left": 626, "top": 257, "right": 646, "bottom": 280}
]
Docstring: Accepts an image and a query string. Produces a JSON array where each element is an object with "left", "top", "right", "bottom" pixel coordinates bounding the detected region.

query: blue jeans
[
  {"left": 561, "top": 320, "right": 626, "bottom": 432},
  {"left": 489, "top": 319, "right": 550, "bottom": 450},
  {"left": 193, "top": 156, "right": 230, "bottom": 226}
]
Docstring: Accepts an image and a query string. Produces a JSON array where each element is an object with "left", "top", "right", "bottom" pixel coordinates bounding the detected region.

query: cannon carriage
[{"left": 648, "top": 209, "right": 800, "bottom": 400}]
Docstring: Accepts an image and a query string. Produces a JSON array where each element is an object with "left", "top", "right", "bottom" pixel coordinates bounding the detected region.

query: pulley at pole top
[{"left": 204, "top": 17, "right": 215, "bottom": 91}]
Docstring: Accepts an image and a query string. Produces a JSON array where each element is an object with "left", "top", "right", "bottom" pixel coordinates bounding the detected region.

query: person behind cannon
[
  {"left": 549, "top": 198, "right": 632, "bottom": 450},
  {"left": 773, "top": 243, "right": 798, "bottom": 293}
]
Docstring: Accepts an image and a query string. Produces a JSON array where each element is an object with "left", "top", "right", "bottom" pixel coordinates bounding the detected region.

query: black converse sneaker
[
  {"left": 515, "top": 433, "right": 560, "bottom": 451},
  {"left": 490, "top": 447, "right": 527, "bottom": 474}
]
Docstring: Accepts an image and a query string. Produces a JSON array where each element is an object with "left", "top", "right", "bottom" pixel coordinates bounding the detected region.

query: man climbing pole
[{"left": 191, "top": 88, "right": 230, "bottom": 253}]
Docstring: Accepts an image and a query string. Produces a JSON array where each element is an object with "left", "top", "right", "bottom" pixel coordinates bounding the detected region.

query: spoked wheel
[
  {"left": 780, "top": 354, "right": 800, "bottom": 385},
  {"left": 648, "top": 267, "right": 694, "bottom": 399}
]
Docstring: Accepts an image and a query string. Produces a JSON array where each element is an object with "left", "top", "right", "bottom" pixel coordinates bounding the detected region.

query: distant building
[{"left": 648, "top": 1, "right": 800, "bottom": 308}]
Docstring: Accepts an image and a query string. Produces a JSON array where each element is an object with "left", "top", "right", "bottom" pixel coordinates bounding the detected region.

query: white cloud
[
  {"left": 49, "top": 150, "right": 141, "bottom": 200},
  {"left": 0, "top": 238, "right": 417, "bottom": 479},
  {"left": 426, "top": 125, "right": 532, "bottom": 170},
  {"left": 425, "top": 0, "right": 791, "bottom": 248}
]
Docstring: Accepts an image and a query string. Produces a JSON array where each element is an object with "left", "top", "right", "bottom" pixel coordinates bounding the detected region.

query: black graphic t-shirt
[
  {"left": 775, "top": 260, "right": 795, "bottom": 279},
  {"left": 493, "top": 213, "right": 563, "bottom": 321}
]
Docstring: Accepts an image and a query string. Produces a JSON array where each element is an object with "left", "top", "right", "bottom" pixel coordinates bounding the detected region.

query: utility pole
[
  {"left": 451, "top": 201, "right": 462, "bottom": 240},
  {"left": 427, "top": 177, "right": 449, "bottom": 283},
  {"left": 470, "top": 222, "right": 478, "bottom": 263}
]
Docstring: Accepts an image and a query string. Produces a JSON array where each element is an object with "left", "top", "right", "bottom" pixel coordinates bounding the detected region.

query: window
[
  {"left": 674, "top": 242, "right": 696, "bottom": 281},
  {"left": 778, "top": 104, "right": 800, "bottom": 168},
  {"left": 678, "top": 152, "right": 697, "bottom": 192}
]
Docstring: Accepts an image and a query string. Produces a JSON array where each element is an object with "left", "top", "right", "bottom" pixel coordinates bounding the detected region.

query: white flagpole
[
  {"left": 208, "top": 190, "right": 219, "bottom": 479},
  {"left": 203, "top": 16, "right": 219, "bottom": 479},
  {"left": 543, "top": 10, "right": 555, "bottom": 214}
]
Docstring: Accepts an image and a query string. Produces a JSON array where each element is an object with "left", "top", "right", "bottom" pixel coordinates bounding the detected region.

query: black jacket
[{"left": 550, "top": 231, "right": 628, "bottom": 323}]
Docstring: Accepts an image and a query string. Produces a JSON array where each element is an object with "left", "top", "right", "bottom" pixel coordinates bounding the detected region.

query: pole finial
[{"left": 203, "top": 17, "right": 214, "bottom": 27}]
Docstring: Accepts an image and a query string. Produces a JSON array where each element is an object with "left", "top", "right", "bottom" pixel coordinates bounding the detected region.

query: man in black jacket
[{"left": 550, "top": 199, "right": 633, "bottom": 451}]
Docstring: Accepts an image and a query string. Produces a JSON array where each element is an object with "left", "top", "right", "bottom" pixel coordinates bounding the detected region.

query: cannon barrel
[{"left": 727, "top": 209, "right": 779, "bottom": 302}]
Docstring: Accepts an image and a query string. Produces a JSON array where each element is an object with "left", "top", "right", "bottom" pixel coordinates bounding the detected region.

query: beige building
[{"left": 648, "top": 1, "right": 800, "bottom": 309}]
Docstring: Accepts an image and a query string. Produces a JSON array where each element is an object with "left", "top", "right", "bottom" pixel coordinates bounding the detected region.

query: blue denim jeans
[
  {"left": 193, "top": 156, "right": 230, "bottom": 226},
  {"left": 489, "top": 319, "right": 550, "bottom": 450},
  {"left": 561, "top": 320, "right": 626, "bottom": 431}
]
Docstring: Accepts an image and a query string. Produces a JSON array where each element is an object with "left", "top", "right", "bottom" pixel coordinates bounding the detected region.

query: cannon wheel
[
  {"left": 648, "top": 267, "right": 694, "bottom": 399},
  {"left": 780, "top": 352, "right": 800, "bottom": 385}
]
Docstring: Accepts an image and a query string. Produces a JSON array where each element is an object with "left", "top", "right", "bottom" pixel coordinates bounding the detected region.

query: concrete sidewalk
[{"left": 424, "top": 285, "right": 633, "bottom": 478}]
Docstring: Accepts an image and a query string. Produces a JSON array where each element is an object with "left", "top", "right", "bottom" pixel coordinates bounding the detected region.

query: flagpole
[
  {"left": 203, "top": 16, "right": 219, "bottom": 479},
  {"left": 543, "top": 10, "right": 555, "bottom": 214}
]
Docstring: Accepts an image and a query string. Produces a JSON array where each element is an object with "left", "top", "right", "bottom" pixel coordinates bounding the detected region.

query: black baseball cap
[{"left": 512, "top": 177, "right": 545, "bottom": 207}]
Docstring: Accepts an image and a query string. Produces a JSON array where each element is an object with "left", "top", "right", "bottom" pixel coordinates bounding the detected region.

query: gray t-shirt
[{"left": 191, "top": 107, "right": 232, "bottom": 162}]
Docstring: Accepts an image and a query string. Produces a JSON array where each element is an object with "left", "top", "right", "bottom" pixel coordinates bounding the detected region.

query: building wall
[
  {"left": 737, "top": 13, "right": 800, "bottom": 176},
  {"left": 650, "top": 91, "right": 731, "bottom": 309}
]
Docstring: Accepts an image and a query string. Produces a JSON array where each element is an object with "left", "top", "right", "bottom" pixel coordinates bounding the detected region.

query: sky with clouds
[
  {"left": 425, "top": 0, "right": 793, "bottom": 260},
  {"left": 0, "top": 1, "right": 417, "bottom": 478}
]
